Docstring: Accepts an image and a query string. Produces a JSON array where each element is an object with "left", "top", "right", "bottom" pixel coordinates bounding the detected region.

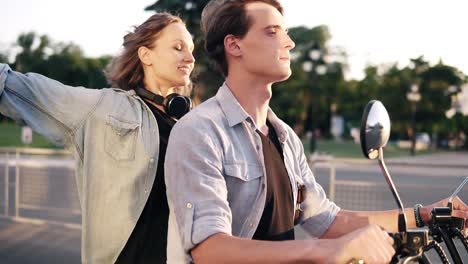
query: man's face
[{"left": 236, "top": 2, "right": 295, "bottom": 82}]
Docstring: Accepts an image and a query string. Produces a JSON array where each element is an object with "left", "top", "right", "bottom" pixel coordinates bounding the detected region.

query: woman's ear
[
  {"left": 138, "top": 46, "right": 152, "bottom": 66},
  {"left": 224, "top": 34, "right": 242, "bottom": 57}
]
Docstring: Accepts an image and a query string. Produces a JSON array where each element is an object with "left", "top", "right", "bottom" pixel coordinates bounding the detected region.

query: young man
[{"left": 165, "top": 1, "right": 468, "bottom": 263}]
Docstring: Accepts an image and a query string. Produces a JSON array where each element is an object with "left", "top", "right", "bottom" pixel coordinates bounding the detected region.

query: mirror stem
[{"left": 378, "top": 148, "right": 407, "bottom": 232}]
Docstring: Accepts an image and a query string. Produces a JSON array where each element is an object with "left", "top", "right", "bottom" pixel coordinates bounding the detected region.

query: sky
[{"left": 2, "top": 0, "right": 468, "bottom": 80}]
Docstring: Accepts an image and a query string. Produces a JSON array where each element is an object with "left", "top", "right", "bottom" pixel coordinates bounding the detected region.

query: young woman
[{"left": 0, "top": 13, "right": 194, "bottom": 263}]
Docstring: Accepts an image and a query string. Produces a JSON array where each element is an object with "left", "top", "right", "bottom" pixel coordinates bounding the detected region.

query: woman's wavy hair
[{"left": 106, "top": 13, "right": 185, "bottom": 92}]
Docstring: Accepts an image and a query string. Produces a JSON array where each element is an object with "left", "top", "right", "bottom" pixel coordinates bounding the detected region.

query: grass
[
  {"left": 304, "top": 138, "right": 442, "bottom": 159},
  {"left": 0, "top": 121, "right": 444, "bottom": 158},
  {"left": 0, "top": 122, "right": 57, "bottom": 148}
]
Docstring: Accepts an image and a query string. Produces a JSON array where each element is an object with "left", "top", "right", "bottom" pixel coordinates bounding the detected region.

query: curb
[{"left": 312, "top": 157, "right": 468, "bottom": 169}]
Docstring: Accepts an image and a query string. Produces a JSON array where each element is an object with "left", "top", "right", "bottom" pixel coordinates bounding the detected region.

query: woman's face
[{"left": 141, "top": 22, "right": 195, "bottom": 93}]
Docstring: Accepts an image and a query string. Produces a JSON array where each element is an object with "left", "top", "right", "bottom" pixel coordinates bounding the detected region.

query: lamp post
[
  {"left": 406, "top": 84, "right": 421, "bottom": 155},
  {"left": 445, "top": 85, "right": 464, "bottom": 149},
  {"left": 302, "top": 43, "right": 327, "bottom": 155}
]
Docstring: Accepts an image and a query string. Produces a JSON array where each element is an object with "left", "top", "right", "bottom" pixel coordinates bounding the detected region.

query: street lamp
[
  {"left": 445, "top": 85, "right": 459, "bottom": 119},
  {"left": 302, "top": 43, "right": 327, "bottom": 155},
  {"left": 445, "top": 85, "right": 465, "bottom": 149},
  {"left": 302, "top": 49, "right": 327, "bottom": 76},
  {"left": 406, "top": 84, "right": 421, "bottom": 155}
]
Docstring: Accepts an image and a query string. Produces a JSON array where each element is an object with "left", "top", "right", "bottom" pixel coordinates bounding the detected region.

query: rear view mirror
[{"left": 360, "top": 100, "right": 391, "bottom": 159}]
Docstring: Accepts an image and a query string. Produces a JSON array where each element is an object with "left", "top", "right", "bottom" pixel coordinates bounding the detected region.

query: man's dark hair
[{"left": 201, "top": 0, "right": 284, "bottom": 76}]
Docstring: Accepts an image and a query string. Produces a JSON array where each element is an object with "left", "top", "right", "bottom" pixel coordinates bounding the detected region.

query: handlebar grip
[
  {"left": 390, "top": 255, "right": 399, "bottom": 264},
  {"left": 388, "top": 232, "right": 402, "bottom": 252}
]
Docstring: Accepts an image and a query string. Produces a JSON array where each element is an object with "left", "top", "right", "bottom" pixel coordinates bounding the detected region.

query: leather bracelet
[{"left": 414, "top": 203, "right": 424, "bottom": 227}]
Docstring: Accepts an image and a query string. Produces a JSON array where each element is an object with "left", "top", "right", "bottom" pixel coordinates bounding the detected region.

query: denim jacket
[
  {"left": 0, "top": 64, "right": 160, "bottom": 263},
  {"left": 165, "top": 83, "right": 340, "bottom": 263}
]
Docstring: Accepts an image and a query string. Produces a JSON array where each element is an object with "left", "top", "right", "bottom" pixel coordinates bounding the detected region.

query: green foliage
[
  {"left": 0, "top": 52, "right": 9, "bottom": 64},
  {"left": 3, "top": 2, "right": 468, "bottom": 148},
  {"left": 0, "top": 32, "right": 112, "bottom": 123},
  {"left": 10, "top": 32, "right": 111, "bottom": 89},
  {"left": 360, "top": 57, "right": 468, "bottom": 147},
  {"left": 272, "top": 25, "right": 347, "bottom": 136}
]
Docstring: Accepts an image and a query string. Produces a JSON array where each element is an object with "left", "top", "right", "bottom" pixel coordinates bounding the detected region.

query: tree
[
  {"left": 10, "top": 32, "right": 111, "bottom": 89},
  {"left": 143, "top": 1, "right": 468, "bottom": 145},
  {"left": 351, "top": 57, "right": 468, "bottom": 148},
  {"left": 0, "top": 51, "right": 8, "bottom": 64},
  {"left": 13, "top": 32, "right": 50, "bottom": 72},
  {"left": 272, "top": 25, "right": 347, "bottom": 137}
]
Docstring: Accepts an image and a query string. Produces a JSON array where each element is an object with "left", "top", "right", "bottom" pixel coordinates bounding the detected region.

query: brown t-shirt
[{"left": 253, "top": 121, "right": 295, "bottom": 241}]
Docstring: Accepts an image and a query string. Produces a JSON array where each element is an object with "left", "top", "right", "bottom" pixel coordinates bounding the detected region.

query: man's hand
[
  {"left": 421, "top": 196, "right": 468, "bottom": 236},
  {"left": 331, "top": 224, "right": 395, "bottom": 264}
]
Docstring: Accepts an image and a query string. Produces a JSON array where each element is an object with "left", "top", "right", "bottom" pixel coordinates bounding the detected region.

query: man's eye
[{"left": 175, "top": 45, "right": 182, "bottom": 51}]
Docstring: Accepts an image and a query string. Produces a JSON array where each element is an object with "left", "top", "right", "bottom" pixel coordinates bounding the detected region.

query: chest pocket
[
  {"left": 104, "top": 115, "right": 140, "bottom": 161},
  {"left": 224, "top": 162, "right": 263, "bottom": 181},
  {"left": 224, "top": 162, "right": 263, "bottom": 206}
]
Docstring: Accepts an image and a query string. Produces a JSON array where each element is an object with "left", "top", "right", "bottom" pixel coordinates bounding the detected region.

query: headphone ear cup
[
  {"left": 135, "top": 88, "right": 191, "bottom": 119},
  {"left": 165, "top": 94, "right": 192, "bottom": 119},
  {"left": 184, "top": 96, "right": 193, "bottom": 111}
]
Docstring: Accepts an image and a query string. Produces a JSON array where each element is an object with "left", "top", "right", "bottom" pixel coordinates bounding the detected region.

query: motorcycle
[{"left": 358, "top": 100, "right": 467, "bottom": 264}]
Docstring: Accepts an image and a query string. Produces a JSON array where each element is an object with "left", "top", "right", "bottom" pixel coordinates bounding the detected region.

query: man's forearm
[
  {"left": 191, "top": 233, "right": 333, "bottom": 264},
  {"left": 321, "top": 208, "right": 421, "bottom": 238}
]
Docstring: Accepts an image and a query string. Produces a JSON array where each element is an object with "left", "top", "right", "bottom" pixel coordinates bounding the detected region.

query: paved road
[
  {"left": 0, "top": 220, "right": 80, "bottom": 264},
  {"left": 313, "top": 163, "right": 468, "bottom": 210},
  {"left": 0, "top": 152, "right": 467, "bottom": 263}
]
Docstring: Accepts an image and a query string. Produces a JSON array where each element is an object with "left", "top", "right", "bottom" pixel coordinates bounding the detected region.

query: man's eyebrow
[{"left": 264, "top": 25, "right": 288, "bottom": 32}]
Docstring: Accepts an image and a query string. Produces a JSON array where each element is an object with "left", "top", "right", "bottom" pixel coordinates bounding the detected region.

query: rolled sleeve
[
  {"left": 300, "top": 169, "right": 340, "bottom": 237},
  {"left": 165, "top": 117, "right": 232, "bottom": 257},
  {"left": 294, "top": 134, "right": 340, "bottom": 237}
]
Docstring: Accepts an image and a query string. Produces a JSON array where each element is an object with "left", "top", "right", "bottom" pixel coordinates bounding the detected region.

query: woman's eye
[{"left": 175, "top": 45, "right": 182, "bottom": 51}]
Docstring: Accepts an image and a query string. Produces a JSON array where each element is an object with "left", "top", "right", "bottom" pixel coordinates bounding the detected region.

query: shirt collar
[
  {"left": 215, "top": 83, "right": 250, "bottom": 127},
  {"left": 215, "top": 82, "right": 288, "bottom": 143},
  {"left": 266, "top": 109, "right": 288, "bottom": 143}
]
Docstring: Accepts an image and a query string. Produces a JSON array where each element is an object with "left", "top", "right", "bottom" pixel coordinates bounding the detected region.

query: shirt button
[
  {"left": 256, "top": 145, "right": 260, "bottom": 151},
  {"left": 249, "top": 223, "right": 254, "bottom": 227},
  {"left": 186, "top": 202, "right": 193, "bottom": 209},
  {"left": 149, "top": 158, "right": 154, "bottom": 163}
]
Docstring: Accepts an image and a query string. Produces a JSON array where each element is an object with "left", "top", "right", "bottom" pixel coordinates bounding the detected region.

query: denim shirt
[
  {"left": 0, "top": 64, "right": 160, "bottom": 263},
  {"left": 165, "top": 83, "right": 340, "bottom": 263}
]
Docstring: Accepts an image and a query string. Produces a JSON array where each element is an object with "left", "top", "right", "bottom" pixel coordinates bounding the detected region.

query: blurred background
[{"left": 1, "top": 0, "right": 467, "bottom": 263}]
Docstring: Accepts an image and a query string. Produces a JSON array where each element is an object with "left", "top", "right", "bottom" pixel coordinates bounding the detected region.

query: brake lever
[{"left": 447, "top": 176, "right": 468, "bottom": 209}]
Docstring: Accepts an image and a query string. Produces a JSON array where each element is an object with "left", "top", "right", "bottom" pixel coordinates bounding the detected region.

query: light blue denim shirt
[
  {"left": 165, "top": 83, "right": 340, "bottom": 263},
  {"left": 0, "top": 64, "right": 160, "bottom": 263}
]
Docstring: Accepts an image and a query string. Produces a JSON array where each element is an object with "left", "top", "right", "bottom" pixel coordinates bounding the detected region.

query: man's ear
[
  {"left": 138, "top": 46, "right": 152, "bottom": 66},
  {"left": 224, "top": 34, "right": 242, "bottom": 57}
]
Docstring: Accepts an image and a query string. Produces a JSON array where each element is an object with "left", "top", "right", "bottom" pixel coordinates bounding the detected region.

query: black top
[
  {"left": 253, "top": 121, "right": 295, "bottom": 241},
  {"left": 116, "top": 103, "right": 175, "bottom": 264}
]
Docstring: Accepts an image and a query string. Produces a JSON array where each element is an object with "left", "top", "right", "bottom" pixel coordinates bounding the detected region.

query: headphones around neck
[{"left": 135, "top": 87, "right": 192, "bottom": 119}]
